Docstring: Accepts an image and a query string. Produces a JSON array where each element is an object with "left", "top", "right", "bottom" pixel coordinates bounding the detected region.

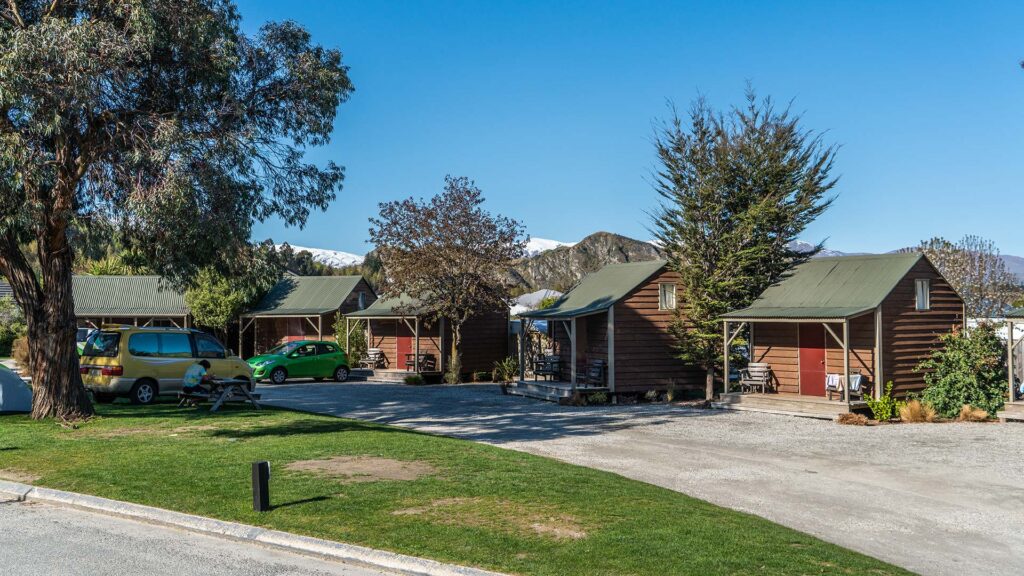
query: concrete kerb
[{"left": 0, "top": 480, "right": 506, "bottom": 576}]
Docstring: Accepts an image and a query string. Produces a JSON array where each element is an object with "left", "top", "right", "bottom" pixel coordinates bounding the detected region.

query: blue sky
[{"left": 240, "top": 1, "right": 1024, "bottom": 256}]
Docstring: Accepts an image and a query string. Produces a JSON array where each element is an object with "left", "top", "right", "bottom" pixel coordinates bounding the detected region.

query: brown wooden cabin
[
  {"left": 514, "top": 260, "right": 704, "bottom": 401},
  {"left": 720, "top": 253, "right": 965, "bottom": 416},
  {"left": 238, "top": 276, "right": 376, "bottom": 358},
  {"left": 998, "top": 307, "right": 1024, "bottom": 422},
  {"left": 345, "top": 294, "right": 510, "bottom": 378}
]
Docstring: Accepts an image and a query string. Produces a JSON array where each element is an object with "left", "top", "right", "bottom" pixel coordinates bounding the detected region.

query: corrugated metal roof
[
  {"left": 722, "top": 253, "right": 925, "bottom": 321},
  {"left": 244, "top": 276, "right": 365, "bottom": 316},
  {"left": 346, "top": 293, "right": 428, "bottom": 318},
  {"left": 520, "top": 260, "right": 667, "bottom": 319},
  {"left": 0, "top": 280, "right": 12, "bottom": 300},
  {"left": 73, "top": 276, "right": 188, "bottom": 316},
  {"left": 1007, "top": 308, "right": 1024, "bottom": 319}
]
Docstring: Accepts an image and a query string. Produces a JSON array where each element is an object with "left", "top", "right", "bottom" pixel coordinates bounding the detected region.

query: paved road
[
  {"left": 0, "top": 498, "right": 394, "bottom": 576},
  {"left": 260, "top": 381, "right": 1024, "bottom": 576}
]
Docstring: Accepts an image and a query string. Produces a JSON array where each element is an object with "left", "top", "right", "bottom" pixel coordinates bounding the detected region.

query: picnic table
[{"left": 178, "top": 378, "right": 261, "bottom": 413}]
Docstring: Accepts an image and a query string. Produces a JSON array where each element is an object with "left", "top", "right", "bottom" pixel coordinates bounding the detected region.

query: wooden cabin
[
  {"left": 998, "top": 307, "right": 1024, "bottom": 422},
  {"left": 345, "top": 295, "right": 510, "bottom": 380},
  {"left": 239, "top": 276, "right": 376, "bottom": 358},
  {"left": 513, "top": 260, "right": 704, "bottom": 401},
  {"left": 719, "top": 253, "right": 965, "bottom": 418},
  {"left": 73, "top": 276, "right": 191, "bottom": 329}
]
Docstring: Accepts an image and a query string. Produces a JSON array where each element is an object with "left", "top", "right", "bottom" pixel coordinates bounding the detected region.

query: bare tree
[
  {"left": 905, "top": 236, "right": 1023, "bottom": 318},
  {"left": 369, "top": 176, "right": 527, "bottom": 382}
]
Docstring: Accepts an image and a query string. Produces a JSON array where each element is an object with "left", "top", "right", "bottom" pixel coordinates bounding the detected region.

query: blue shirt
[{"left": 183, "top": 364, "right": 208, "bottom": 388}]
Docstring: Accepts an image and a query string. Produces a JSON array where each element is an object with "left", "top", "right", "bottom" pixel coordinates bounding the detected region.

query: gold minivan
[{"left": 80, "top": 325, "right": 252, "bottom": 405}]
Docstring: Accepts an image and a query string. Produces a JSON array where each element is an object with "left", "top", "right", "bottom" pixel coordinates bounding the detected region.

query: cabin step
[
  {"left": 712, "top": 393, "right": 856, "bottom": 420},
  {"left": 506, "top": 381, "right": 609, "bottom": 403},
  {"left": 997, "top": 402, "right": 1024, "bottom": 423}
]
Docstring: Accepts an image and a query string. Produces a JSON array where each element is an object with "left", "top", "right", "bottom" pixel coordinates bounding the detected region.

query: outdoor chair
[
  {"left": 826, "top": 372, "right": 867, "bottom": 400},
  {"left": 738, "top": 362, "right": 773, "bottom": 393},
  {"left": 533, "top": 355, "right": 562, "bottom": 381},
  {"left": 577, "top": 359, "right": 607, "bottom": 387},
  {"left": 359, "top": 348, "right": 386, "bottom": 369}
]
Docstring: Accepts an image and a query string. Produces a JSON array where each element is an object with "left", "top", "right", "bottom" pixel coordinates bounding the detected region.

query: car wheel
[
  {"left": 334, "top": 366, "right": 349, "bottom": 382},
  {"left": 270, "top": 367, "right": 287, "bottom": 385},
  {"left": 129, "top": 380, "right": 158, "bottom": 405},
  {"left": 93, "top": 392, "right": 117, "bottom": 404}
]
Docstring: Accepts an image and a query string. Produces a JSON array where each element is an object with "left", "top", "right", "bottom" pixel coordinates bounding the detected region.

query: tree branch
[{"left": 4, "top": 0, "right": 24, "bottom": 27}]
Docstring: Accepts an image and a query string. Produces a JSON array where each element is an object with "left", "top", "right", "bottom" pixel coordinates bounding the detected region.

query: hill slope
[{"left": 509, "top": 231, "right": 662, "bottom": 292}]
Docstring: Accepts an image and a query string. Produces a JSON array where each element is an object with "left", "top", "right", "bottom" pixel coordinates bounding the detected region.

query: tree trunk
[
  {"left": 447, "top": 321, "right": 463, "bottom": 384},
  {"left": 705, "top": 364, "right": 715, "bottom": 401}
]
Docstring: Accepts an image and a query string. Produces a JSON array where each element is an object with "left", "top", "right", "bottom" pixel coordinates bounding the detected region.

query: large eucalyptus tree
[{"left": 0, "top": 1, "right": 352, "bottom": 419}]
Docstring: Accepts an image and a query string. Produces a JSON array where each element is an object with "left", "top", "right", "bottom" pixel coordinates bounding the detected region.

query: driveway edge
[{"left": 0, "top": 479, "right": 505, "bottom": 576}]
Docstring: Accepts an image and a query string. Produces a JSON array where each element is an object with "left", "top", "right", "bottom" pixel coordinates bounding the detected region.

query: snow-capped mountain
[
  {"left": 511, "top": 288, "right": 564, "bottom": 316},
  {"left": 525, "top": 237, "right": 576, "bottom": 257},
  {"left": 788, "top": 240, "right": 847, "bottom": 258},
  {"left": 276, "top": 244, "right": 363, "bottom": 268}
]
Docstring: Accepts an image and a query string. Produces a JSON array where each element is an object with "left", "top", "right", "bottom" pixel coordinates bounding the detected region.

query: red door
[
  {"left": 395, "top": 321, "right": 413, "bottom": 370},
  {"left": 798, "top": 324, "right": 827, "bottom": 396}
]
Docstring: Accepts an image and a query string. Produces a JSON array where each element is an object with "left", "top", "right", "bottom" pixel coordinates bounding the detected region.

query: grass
[{"left": 0, "top": 403, "right": 912, "bottom": 575}]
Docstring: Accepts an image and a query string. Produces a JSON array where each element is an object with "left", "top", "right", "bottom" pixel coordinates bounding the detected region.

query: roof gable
[
  {"left": 245, "top": 276, "right": 366, "bottom": 316},
  {"left": 722, "top": 253, "right": 925, "bottom": 320},
  {"left": 346, "top": 292, "right": 428, "bottom": 318},
  {"left": 73, "top": 276, "right": 187, "bottom": 317},
  {"left": 521, "top": 260, "right": 667, "bottom": 319}
]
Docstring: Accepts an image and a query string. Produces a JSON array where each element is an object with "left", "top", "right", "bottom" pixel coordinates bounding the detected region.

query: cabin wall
[
  {"left": 340, "top": 279, "right": 377, "bottom": 315},
  {"left": 751, "top": 323, "right": 799, "bottom": 393},
  {"left": 824, "top": 315, "right": 876, "bottom": 388},
  {"left": 367, "top": 319, "right": 443, "bottom": 371},
  {"left": 612, "top": 268, "right": 705, "bottom": 395},
  {"left": 459, "top": 308, "right": 511, "bottom": 374},
  {"left": 252, "top": 314, "right": 333, "bottom": 356},
  {"left": 550, "top": 312, "right": 609, "bottom": 380},
  {"left": 882, "top": 259, "right": 964, "bottom": 397}
]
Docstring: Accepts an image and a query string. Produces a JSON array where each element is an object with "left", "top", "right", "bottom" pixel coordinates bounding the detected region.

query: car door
[
  {"left": 316, "top": 343, "right": 340, "bottom": 376},
  {"left": 287, "top": 343, "right": 319, "bottom": 378},
  {"left": 158, "top": 332, "right": 196, "bottom": 393}
]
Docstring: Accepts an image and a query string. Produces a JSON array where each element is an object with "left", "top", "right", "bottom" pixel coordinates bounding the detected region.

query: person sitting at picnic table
[{"left": 183, "top": 360, "right": 214, "bottom": 396}]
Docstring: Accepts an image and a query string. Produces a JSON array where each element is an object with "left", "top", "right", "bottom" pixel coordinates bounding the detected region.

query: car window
[
  {"left": 317, "top": 343, "right": 337, "bottom": 355},
  {"left": 195, "top": 334, "right": 226, "bottom": 359},
  {"left": 159, "top": 333, "right": 193, "bottom": 358},
  {"left": 268, "top": 342, "right": 301, "bottom": 355},
  {"left": 76, "top": 328, "right": 92, "bottom": 343},
  {"left": 128, "top": 333, "right": 160, "bottom": 357},
  {"left": 293, "top": 344, "right": 317, "bottom": 357},
  {"left": 83, "top": 332, "right": 120, "bottom": 357}
]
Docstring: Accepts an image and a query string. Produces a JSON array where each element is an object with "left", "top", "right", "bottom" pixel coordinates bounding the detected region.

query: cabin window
[
  {"left": 915, "top": 279, "right": 930, "bottom": 311},
  {"left": 357, "top": 291, "right": 366, "bottom": 310},
  {"left": 659, "top": 283, "right": 677, "bottom": 310}
]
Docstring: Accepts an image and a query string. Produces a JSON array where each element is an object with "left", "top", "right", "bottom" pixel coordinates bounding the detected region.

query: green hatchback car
[{"left": 248, "top": 341, "right": 350, "bottom": 384}]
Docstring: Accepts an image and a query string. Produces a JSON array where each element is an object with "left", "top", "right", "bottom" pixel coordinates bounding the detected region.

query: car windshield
[
  {"left": 267, "top": 342, "right": 303, "bottom": 356},
  {"left": 82, "top": 331, "right": 120, "bottom": 358},
  {"left": 76, "top": 328, "right": 92, "bottom": 343}
]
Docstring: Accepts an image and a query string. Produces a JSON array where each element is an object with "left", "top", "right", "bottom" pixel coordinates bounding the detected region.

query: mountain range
[{"left": 285, "top": 234, "right": 1024, "bottom": 292}]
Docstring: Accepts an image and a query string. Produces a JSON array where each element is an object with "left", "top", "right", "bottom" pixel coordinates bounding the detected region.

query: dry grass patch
[
  {"left": 0, "top": 468, "right": 40, "bottom": 483},
  {"left": 836, "top": 413, "right": 868, "bottom": 426},
  {"left": 899, "top": 400, "right": 936, "bottom": 423},
  {"left": 392, "top": 496, "right": 589, "bottom": 541},
  {"left": 286, "top": 456, "right": 437, "bottom": 483},
  {"left": 957, "top": 405, "right": 990, "bottom": 422}
]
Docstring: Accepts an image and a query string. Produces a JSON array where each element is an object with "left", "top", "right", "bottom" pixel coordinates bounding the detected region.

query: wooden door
[
  {"left": 396, "top": 321, "right": 413, "bottom": 369},
  {"left": 798, "top": 324, "right": 826, "bottom": 396}
]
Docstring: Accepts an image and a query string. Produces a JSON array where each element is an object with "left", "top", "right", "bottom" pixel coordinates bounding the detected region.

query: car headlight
[{"left": 252, "top": 360, "right": 273, "bottom": 368}]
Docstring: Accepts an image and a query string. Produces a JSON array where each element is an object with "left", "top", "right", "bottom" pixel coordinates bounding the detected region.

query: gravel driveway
[{"left": 259, "top": 381, "right": 1024, "bottom": 576}]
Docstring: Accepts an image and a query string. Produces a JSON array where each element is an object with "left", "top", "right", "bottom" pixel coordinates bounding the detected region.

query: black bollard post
[{"left": 252, "top": 461, "right": 270, "bottom": 512}]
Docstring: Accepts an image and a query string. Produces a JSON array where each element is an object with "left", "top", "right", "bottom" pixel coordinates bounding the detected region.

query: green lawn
[{"left": 0, "top": 404, "right": 911, "bottom": 575}]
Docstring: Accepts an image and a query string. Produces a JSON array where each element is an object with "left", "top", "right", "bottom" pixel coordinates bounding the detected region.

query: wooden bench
[
  {"left": 532, "top": 355, "right": 562, "bottom": 381},
  {"left": 359, "top": 348, "right": 386, "bottom": 369},
  {"left": 739, "top": 363, "right": 773, "bottom": 393},
  {"left": 577, "top": 359, "right": 607, "bottom": 387}
]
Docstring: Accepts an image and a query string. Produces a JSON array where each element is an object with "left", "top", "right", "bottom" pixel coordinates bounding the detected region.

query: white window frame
[
  {"left": 659, "top": 283, "right": 677, "bottom": 310},
  {"left": 915, "top": 278, "right": 930, "bottom": 311}
]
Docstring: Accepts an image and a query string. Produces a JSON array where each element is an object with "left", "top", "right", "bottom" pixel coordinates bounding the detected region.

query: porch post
[
  {"left": 239, "top": 318, "right": 244, "bottom": 358},
  {"left": 1009, "top": 320, "right": 1016, "bottom": 403},
  {"left": 414, "top": 317, "right": 420, "bottom": 372},
  {"left": 722, "top": 321, "right": 730, "bottom": 394},
  {"left": 518, "top": 320, "right": 526, "bottom": 381},
  {"left": 318, "top": 315, "right": 322, "bottom": 341},
  {"left": 843, "top": 320, "right": 851, "bottom": 405},
  {"left": 874, "top": 307, "right": 883, "bottom": 400},
  {"left": 345, "top": 317, "right": 350, "bottom": 353},
  {"left": 254, "top": 319, "right": 258, "bottom": 355},
  {"left": 607, "top": 307, "right": 615, "bottom": 394},
  {"left": 570, "top": 317, "right": 577, "bottom": 390},
  {"left": 439, "top": 317, "right": 446, "bottom": 374}
]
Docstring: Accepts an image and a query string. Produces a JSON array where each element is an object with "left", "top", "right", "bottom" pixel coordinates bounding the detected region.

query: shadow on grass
[
  {"left": 208, "top": 418, "right": 417, "bottom": 439},
  {"left": 272, "top": 495, "right": 331, "bottom": 510}
]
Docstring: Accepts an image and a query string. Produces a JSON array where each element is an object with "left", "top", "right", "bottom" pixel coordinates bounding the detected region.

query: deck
[
  {"left": 713, "top": 392, "right": 867, "bottom": 420},
  {"left": 506, "top": 380, "right": 609, "bottom": 403},
  {"left": 997, "top": 401, "right": 1024, "bottom": 423}
]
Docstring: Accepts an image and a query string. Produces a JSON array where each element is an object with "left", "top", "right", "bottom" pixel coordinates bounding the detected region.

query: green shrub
[
  {"left": 588, "top": 391, "right": 609, "bottom": 405},
  {"left": 0, "top": 297, "right": 26, "bottom": 355},
  {"left": 917, "top": 324, "right": 1007, "bottom": 418},
  {"left": 492, "top": 356, "right": 519, "bottom": 383},
  {"left": 864, "top": 382, "right": 904, "bottom": 421},
  {"left": 472, "top": 371, "right": 491, "bottom": 382},
  {"left": 12, "top": 336, "right": 30, "bottom": 378},
  {"left": 404, "top": 374, "right": 426, "bottom": 385},
  {"left": 333, "top": 315, "right": 367, "bottom": 362}
]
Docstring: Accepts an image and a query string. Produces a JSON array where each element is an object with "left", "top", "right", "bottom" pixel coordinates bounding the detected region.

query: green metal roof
[
  {"left": 520, "top": 260, "right": 667, "bottom": 319},
  {"left": 244, "top": 276, "right": 366, "bottom": 316},
  {"left": 346, "top": 293, "right": 428, "bottom": 318},
  {"left": 722, "top": 253, "right": 926, "bottom": 321},
  {"left": 1007, "top": 308, "right": 1024, "bottom": 319},
  {"left": 73, "top": 276, "right": 187, "bottom": 317}
]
